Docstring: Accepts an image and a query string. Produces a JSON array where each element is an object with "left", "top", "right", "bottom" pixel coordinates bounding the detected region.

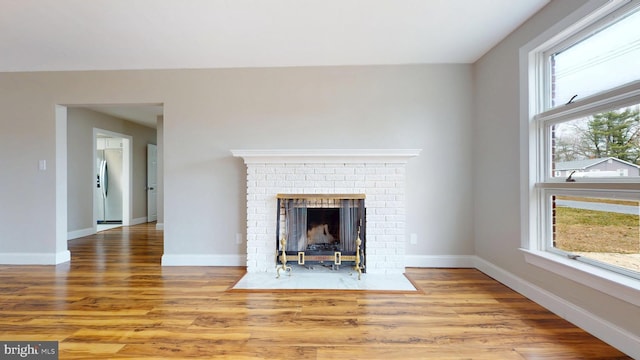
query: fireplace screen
[{"left": 276, "top": 194, "right": 365, "bottom": 276}]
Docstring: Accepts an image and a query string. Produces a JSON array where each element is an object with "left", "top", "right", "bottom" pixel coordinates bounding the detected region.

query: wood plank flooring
[{"left": 0, "top": 223, "right": 631, "bottom": 359}]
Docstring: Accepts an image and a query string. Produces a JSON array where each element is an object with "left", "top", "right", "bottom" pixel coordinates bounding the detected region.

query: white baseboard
[
  {"left": 161, "top": 254, "right": 246, "bottom": 266},
  {"left": 405, "top": 254, "right": 477, "bottom": 268},
  {"left": 131, "top": 217, "right": 148, "bottom": 226},
  {"left": 474, "top": 257, "right": 639, "bottom": 359},
  {"left": 56, "top": 250, "right": 71, "bottom": 264},
  {"left": 67, "top": 227, "right": 95, "bottom": 240},
  {"left": 68, "top": 219, "right": 150, "bottom": 240},
  {"left": 0, "top": 250, "right": 70, "bottom": 265},
  {"left": 155, "top": 222, "right": 164, "bottom": 230}
]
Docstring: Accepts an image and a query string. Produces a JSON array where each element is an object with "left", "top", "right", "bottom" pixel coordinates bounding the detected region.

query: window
[
  {"left": 547, "top": 6, "right": 640, "bottom": 107},
  {"left": 548, "top": 191, "right": 640, "bottom": 279},
  {"left": 525, "top": 0, "right": 640, "bottom": 284}
]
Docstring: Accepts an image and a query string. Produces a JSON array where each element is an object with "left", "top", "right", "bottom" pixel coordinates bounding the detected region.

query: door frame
[
  {"left": 93, "top": 128, "right": 132, "bottom": 230},
  {"left": 147, "top": 143, "right": 158, "bottom": 222}
]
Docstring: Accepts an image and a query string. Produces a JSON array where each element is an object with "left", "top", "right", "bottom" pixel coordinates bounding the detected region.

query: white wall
[
  {"left": 0, "top": 64, "right": 474, "bottom": 264},
  {"left": 473, "top": 0, "right": 640, "bottom": 348}
]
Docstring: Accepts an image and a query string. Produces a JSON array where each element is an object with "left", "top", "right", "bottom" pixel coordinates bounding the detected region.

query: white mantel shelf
[{"left": 231, "top": 149, "right": 422, "bottom": 164}]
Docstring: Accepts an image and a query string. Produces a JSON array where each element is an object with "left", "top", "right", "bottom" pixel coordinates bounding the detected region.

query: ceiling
[
  {"left": 83, "top": 104, "right": 163, "bottom": 128},
  {"left": 1, "top": 0, "right": 550, "bottom": 127}
]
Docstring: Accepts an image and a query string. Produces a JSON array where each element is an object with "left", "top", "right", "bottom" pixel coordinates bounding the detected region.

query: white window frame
[{"left": 519, "top": 0, "right": 640, "bottom": 307}]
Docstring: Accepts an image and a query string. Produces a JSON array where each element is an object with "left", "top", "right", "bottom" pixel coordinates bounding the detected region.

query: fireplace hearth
[{"left": 276, "top": 194, "right": 366, "bottom": 278}]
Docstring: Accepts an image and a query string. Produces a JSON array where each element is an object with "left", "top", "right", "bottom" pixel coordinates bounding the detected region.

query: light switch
[
  {"left": 410, "top": 233, "right": 417, "bottom": 245},
  {"left": 38, "top": 160, "right": 46, "bottom": 171}
]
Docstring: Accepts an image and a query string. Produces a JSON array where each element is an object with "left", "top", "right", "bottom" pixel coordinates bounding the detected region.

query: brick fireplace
[{"left": 231, "top": 149, "right": 420, "bottom": 274}]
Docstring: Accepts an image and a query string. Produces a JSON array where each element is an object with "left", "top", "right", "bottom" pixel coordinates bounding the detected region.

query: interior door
[{"left": 147, "top": 144, "right": 158, "bottom": 222}]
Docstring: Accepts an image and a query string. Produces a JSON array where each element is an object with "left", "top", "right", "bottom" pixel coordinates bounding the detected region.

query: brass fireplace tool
[
  {"left": 354, "top": 222, "right": 364, "bottom": 280},
  {"left": 277, "top": 221, "right": 365, "bottom": 279},
  {"left": 276, "top": 236, "right": 291, "bottom": 278}
]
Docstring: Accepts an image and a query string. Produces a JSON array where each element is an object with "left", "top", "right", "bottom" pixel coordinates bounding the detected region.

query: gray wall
[
  {"left": 474, "top": 0, "right": 640, "bottom": 341},
  {"left": 0, "top": 64, "right": 474, "bottom": 258},
  {"left": 67, "top": 107, "right": 157, "bottom": 232}
]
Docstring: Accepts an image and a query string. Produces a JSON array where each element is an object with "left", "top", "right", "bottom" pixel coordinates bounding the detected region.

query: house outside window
[{"left": 523, "top": 0, "right": 640, "bottom": 287}]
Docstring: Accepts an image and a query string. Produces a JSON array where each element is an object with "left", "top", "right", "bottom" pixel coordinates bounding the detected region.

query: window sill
[{"left": 520, "top": 248, "right": 640, "bottom": 307}]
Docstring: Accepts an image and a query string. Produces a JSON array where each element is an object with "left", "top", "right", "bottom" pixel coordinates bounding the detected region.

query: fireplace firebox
[{"left": 276, "top": 194, "right": 366, "bottom": 278}]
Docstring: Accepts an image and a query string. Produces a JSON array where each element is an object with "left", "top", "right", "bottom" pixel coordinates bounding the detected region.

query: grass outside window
[{"left": 553, "top": 195, "right": 640, "bottom": 274}]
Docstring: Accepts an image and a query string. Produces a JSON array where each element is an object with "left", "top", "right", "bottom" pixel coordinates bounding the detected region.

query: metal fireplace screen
[{"left": 276, "top": 194, "right": 366, "bottom": 274}]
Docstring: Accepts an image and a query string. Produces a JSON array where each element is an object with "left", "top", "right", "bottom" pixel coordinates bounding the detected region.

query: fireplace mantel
[{"left": 231, "top": 149, "right": 421, "bottom": 164}]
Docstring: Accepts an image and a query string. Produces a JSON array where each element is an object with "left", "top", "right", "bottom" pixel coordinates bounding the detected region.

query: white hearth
[{"left": 232, "top": 149, "right": 420, "bottom": 275}]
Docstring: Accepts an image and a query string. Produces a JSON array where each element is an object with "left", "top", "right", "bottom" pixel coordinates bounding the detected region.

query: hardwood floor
[{"left": 0, "top": 223, "right": 631, "bottom": 359}]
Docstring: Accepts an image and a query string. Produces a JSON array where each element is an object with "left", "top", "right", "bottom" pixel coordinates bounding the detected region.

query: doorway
[
  {"left": 94, "top": 129, "right": 131, "bottom": 232},
  {"left": 55, "top": 103, "right": 162, "bottom": 264}
]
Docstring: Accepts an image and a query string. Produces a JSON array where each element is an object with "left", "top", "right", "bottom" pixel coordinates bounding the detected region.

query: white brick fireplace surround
[{"left": 232, "top": 149, "right": 421, "bottom": 274}]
